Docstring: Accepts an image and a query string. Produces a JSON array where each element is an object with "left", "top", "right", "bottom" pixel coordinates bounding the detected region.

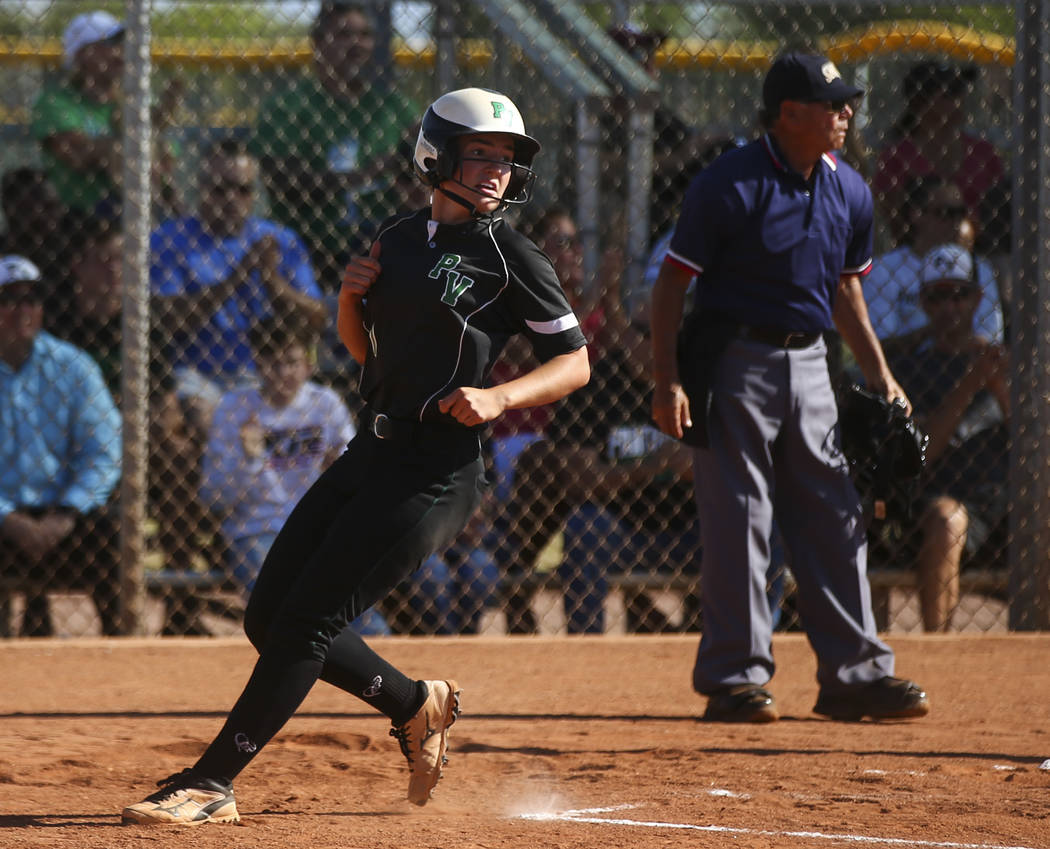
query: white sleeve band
[
  {"left": 525, "top": 313, "right": 580, "bottom": 334},
  {"left": 666, "top": 248, "right": 703, "bottom": 274}
]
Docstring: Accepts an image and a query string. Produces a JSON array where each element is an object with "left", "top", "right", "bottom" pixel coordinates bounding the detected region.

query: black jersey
[{"left": 359, "top": 209, "right": 587, "bottom": 422}]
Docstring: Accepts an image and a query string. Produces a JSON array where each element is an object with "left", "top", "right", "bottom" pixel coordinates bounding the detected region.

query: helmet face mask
[{"left": 413, "top": 87, "right": 540, "bottom": 209}]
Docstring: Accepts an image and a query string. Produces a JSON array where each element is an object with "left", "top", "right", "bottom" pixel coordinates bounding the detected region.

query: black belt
[
  {"left": 738, "top": 325, "right": 822, "bottom": 349},
  {"left": 362, "top": 407, "right": 473, "bottom": 444}
]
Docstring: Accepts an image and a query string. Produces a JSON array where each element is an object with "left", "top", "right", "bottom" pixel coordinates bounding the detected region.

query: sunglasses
[
  {"left": 0, "top": 287, "right": 42, "bottom": 307},
  {"left": 547, "top": 233, "right": 580, "bottom": 250},
  {"left": 929, "top": 204, "right": 968, "bottom": 220},
  {"left": 921, "top": 285, "right": 978, "bottom": 304},
  {"left": 206, "top": 179, "right": 253, "bottom": 196}
]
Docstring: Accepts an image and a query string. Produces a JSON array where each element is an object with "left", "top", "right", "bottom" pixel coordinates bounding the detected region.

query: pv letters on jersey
[{"left": 428, "top": 252, "right": 476, "bottom": 306}]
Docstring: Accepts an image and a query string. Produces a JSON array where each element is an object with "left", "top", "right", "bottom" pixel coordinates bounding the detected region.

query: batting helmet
[{"left": 413, "top": 87, "right": 541, "bottom": 206}]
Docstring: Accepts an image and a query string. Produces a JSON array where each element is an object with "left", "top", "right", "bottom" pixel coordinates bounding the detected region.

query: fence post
[
  {"left": 1009, "top": 0, "right": 1050, "bottom": 629},
  {"left": 119, "top": 0, "right": 153, "bottom": 636}
]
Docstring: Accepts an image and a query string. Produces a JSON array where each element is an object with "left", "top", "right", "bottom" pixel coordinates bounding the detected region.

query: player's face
[{"left": 453, "top": 134, "right": 515, "bottom": 215}]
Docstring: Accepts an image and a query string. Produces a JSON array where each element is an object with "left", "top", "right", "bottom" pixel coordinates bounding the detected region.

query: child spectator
[{"left": 199, "top": 315, "right": 386, "bottom": 635}]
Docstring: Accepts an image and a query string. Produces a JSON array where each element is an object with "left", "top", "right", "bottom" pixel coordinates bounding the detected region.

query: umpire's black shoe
[
  {"left": 813, "top": 676, "right": 929, "bottom": 721},
  {"left": 703, "top": 684, "right": 779, "bottom": 723}
]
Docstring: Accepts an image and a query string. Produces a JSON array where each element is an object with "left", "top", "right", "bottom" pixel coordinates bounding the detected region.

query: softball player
[{"left": 123, "top": 87, "right": 589, "bottom": 825}]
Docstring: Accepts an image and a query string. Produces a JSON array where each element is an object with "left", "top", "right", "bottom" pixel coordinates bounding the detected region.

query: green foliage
[
  {"left": 152, "top": 4, "right": 304, "bottom": 40},
  {"left": 0, "top": 1, "right": 300, "bottom": 39}
]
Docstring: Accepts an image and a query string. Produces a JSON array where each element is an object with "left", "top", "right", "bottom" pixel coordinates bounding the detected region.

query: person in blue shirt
[
  {"left": 650, "top": 52, "right": 929, "bottom": 723},
  {"left": 151, "top": 138, "right": 326, "bottom": 428},
  {"left": 0, "top": 255, "right": 122, "bottom": 636}
]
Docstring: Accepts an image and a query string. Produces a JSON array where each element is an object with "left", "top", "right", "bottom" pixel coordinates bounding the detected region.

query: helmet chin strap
[{"left": 436, "top": 181, "right": 501, "bottom": 218}]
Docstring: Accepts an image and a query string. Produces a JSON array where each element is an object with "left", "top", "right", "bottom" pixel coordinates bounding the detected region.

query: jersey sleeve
[
  {"left": 504, "top": 236, "right": 587, "bottom": 362},
  {"left": 667, "top": 167, "right": 733, "bottom": 275},
  {"left": 842, "top": 176, "right": 875, "bottom": 276}
]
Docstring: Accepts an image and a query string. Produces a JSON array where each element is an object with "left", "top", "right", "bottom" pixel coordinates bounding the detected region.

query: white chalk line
[{"left": 517, "top": 805, "right": 1042, "bottom": 849}]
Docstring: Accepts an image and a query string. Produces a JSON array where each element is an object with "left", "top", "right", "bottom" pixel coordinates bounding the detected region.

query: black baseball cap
[{"left": 763, "top": 52, "right": 864, "bottom": 115}]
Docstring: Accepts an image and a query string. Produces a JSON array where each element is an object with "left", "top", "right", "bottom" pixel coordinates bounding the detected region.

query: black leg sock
[
  {"left": 193, "top": 650, "right": 324, "bottom": 784},
  {"left": 320, "top": 628, "right": 427, "bottom": 726}
]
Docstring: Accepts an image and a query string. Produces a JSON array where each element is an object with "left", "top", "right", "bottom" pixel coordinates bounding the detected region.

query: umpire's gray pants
[{"left": 691, "top": 336, "right": 895, "bottom": 694}]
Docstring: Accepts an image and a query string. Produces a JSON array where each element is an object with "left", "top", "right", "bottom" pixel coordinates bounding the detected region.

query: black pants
[
  {"left": 194, "top": 425, "right": 485, "bottom": 783},
  {"left": 0, "top": 507, "right": 120, "bottom": 637}
]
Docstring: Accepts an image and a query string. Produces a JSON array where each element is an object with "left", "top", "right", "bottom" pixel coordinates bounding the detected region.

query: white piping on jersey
[
  {"left": 667, "top": 247, "right": 702, "bottom": 274},
  {"left": 843, "top": 256, "right": 873, "bottom": 275},
  {"left": 360, "top": 211, "right": 421, "bottom": 395},
  {"left": 419, "top": 216, "right": 511, "bottom": 422}
]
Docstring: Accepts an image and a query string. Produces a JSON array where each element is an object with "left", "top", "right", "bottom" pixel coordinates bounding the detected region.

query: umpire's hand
[{"left": 652, "top": 381, "right": 692, "bottom": 440}]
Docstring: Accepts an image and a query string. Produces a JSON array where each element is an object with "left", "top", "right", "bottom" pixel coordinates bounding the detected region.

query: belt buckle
[
  {"left": 371, "top": 413, "right": 392, "bottom": 439},
  {"left": 783, "top": 332, "right": 803, "bottom": 347}
]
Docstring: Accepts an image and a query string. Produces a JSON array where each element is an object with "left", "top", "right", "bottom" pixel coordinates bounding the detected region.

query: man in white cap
[
  {"left": 884, "top": 242, "right": 1010, "bottom": 631},
  {"left": 31, "top": 10, "right": 180, "bottom": 217},
  {"left": 31, "top": 12, "right": 125, "bottom": 214},
  {"left": 0, "top": 256, "right": 122, "bottom": 636}
]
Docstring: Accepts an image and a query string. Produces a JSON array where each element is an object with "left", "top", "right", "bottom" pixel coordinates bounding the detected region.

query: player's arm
[
  {"left": 439, "top": 347, "right": 590, "bottom": 427},
  {"left": 338, "top": 241, "right": 382, "bottom": 364},
  {"left": 834, "top": 273, "right": 910, "bottom": 414},
  {"left": 650, "top": 260, "right": 695, "bottom": 439}
]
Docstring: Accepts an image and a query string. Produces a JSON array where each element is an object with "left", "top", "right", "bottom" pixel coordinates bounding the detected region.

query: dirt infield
[{"left": 1, "top": 634, "right": 1047, "bottom": 849}]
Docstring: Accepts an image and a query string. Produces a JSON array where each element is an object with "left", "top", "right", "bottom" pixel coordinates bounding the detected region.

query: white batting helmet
[{"left": 413, "top": 87, "right": 541, "bottom": 205}]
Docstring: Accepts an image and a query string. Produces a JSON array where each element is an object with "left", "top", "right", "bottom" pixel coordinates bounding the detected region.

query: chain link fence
[{"left": 0, "top": 0, "right": 1046, "bottom": 637}]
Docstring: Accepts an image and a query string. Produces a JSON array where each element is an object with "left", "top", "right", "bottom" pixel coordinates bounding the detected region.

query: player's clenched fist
[
  {"left": 341, "top": 240, "right": 381, "bottom": 299},
  {"left": 438, "top": 386, "right": 507, "bottom": 426}
]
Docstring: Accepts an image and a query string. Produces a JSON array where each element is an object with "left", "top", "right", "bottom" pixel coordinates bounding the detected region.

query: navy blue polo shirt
[{"left": 667, "top": 133, "right": 873, "bottom": 332}]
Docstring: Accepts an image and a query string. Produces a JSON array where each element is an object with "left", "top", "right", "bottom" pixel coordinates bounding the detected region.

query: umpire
[{"left": 650, "top": 52, "right": 929, "bottom": 722}]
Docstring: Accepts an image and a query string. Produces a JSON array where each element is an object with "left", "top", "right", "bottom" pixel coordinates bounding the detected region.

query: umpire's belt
[
  {"left": 363, "top": 407, "right": 471, "bottom": 444},
  {"left": 738, "top": 324, "right": 821, "bottom": 349}
]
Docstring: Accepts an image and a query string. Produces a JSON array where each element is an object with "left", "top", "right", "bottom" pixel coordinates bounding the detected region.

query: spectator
[
  {"left": 0, "top": 168, "right": 66, "bottom": 287},
  {"left": 866, "top": 176, "right": 1004, "bottom": 351},
  {"left": 48, "top": 214, "right": 123, "bottom": 393},
  {"left": 603, "top": 23, "right": 718, "bottom": 245},
  {"left": 974, "top": 179, "right": 1013, "bottom": 321},
  {"left": 0, "top": 256, "right": 121, "bottom": 637},
  {"left": 198, "top": 315, "right": 386, "bottom": 635},
  {"left": 886, "top": 244, "right": 1009, "bottom": 631},
  {"left": 873, "top": 61, "right": 1004, "bottom": 244},
  {"left": 150, "top": 138, "right": 326, "bottom": 428},
  {"left": 251, "top": 0, "right": 419, "bottom": 292},
  {"left": 31, "top": 10, "right": 180, "bottom": 218},
  {"left": 495, "top": 318, "right": 698, "bottom": 634},
  {"left": 485, "top": 204, "right": 626, "bottom": 503},
  {"left": 44, "top": 220, "right": 219, "bottom": 634}
]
